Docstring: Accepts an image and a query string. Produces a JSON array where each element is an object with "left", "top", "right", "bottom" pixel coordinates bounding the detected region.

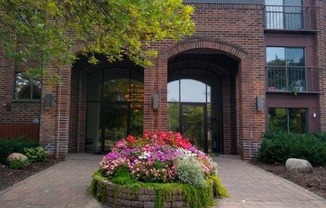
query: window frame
[
  {"left": 268, "top": 107, "right": 308, "bottom": 133},
  {"left": 266, "top": 46, "right": 306, "bottom": 92},
  {"left": 13, "top": 71, "right": 41, "bottom": 101},
  {"left": 265, "top": 0, "right": 303, "bottom": 30}
]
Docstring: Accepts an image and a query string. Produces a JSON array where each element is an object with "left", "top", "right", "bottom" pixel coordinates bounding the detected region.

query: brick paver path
[
  {"left": 0, "top": 154, "right": 325, "bottom": 208},
  {"left": 0, "top": 154, "right": 105, "bottom": 208},
  {"left": 216, "top": 155, "right": 326, "bottom": 208}
]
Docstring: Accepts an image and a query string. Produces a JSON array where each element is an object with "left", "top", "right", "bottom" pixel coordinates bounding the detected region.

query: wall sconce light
[
  {"left": 45, "top": 94, "right": 52, "bottom": 108},
  {"left": 256, "top": 96, "right": 263, "bottom": 111},
  {"left": 312, "top": 113, "right": 317, "bottom": 118},
  {"left": 152, "top": 93, "right": 159, "bottom": 110}
]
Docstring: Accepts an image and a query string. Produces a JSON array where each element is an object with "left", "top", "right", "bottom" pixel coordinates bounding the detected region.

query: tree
[{"left": 0, "top": 0, "right": 195, "bottom": 80}]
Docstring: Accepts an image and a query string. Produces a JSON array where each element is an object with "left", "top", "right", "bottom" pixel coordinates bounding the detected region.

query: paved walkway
[
  {"left": 216, "top": 155, "right": 326, "bottom": 208},
  {"left": 0, "top": 154, "right": 325, "bottom": 208}
]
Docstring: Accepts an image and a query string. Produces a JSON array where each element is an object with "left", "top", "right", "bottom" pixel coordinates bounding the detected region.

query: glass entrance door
[
  {"left": 100, "top": 103, "right": 128, "bottom": 152},
  {"left": 86, "top": 66, "right": 144, "bottom": 153},
  {"left": 181, "top": 104, "right": 207, "bottom": 152},
  {"left": 167, "top": 69, "right": 224, "bottom": 154}
]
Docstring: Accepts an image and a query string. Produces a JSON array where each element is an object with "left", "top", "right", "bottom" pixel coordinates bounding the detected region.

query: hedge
[{"left": 257, "top": 131, "right": 326, "bottom": 166}]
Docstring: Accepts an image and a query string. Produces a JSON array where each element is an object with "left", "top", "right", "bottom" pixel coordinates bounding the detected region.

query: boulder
[
  {"left": 7, "top": 153, "right": 28, "bottom": 162},
  {"left": 285, "top": 158, "right": 313, "bottom": 173}
]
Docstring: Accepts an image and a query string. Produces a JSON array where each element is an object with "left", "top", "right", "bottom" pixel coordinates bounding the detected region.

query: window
[
  {"left": 268, "top": 108, "right": 307, "bottom": 133},
  {"left": 265, "top": 0, "right": 303, "bottom": 30},
  {"left": 15, "top": 72, "right": 41, "bottom": 100},
  {"left": 266, "top": 47, "right": 306, "bottom": 92}
]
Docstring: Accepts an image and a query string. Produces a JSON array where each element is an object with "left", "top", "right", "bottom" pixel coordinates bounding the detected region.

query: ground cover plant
[
  {"left": 91, "top": 131, "right": 228, "bottom": 208},
  {"left": 0, "top": 138, "right": 39, "bottom": 164}
]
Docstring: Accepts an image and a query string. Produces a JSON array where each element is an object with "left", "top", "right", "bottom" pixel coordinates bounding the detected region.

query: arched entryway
[
  {"left": 167, "top": 50, "right": 238, "bottom": 154},
  {"left": 156, "top": 40, "right": 253, "bottom": 157},
  {"left": 70, "top": 56, "right": 144, "bottom": 153}
]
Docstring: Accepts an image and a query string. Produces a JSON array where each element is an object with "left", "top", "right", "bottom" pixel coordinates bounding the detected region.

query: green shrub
[
  {"left": 0, "top": 138, "right": 39, "bottom": 163},
  {"left": 175, "top": 158, "right": 206, "bottom": 187},
  {"left": 24, "top": 146, "right": 46, "bottom": 162},
  {"left": 9, "top": 158, "right": 29, "bottom": 169},
  {"left": 257, "top": 131, "right": 326, "bottom": 166},
  {"left": 111, "top": 166, "right": 137, "bottom": 185}
]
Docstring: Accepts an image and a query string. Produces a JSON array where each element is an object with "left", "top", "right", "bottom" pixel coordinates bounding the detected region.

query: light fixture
[{"left": 152, "top": 93, "right": 159, "bottom": 110}]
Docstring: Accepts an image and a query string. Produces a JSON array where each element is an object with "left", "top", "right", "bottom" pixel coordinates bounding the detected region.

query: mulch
[{"left": 252, "top": 162, "right": 326, "bottom": 199}]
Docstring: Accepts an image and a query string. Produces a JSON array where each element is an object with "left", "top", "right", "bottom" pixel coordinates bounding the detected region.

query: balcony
[
  {"left": 264, "top": 5, "right": 316, "bottom": 31},
  {"left": 266, "top": 66, "right": 319, "bottom": 93}
]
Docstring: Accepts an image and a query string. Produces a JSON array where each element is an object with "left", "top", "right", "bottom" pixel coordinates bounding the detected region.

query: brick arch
[
  {"left": 156, "top": 39, "right": 252, "bottom": 159},
  {"left": 162, "top": 39, "right": 249, "bottom": 61},
  {"left": 168, "top": 60, "right": 230, "bottom": 76}
]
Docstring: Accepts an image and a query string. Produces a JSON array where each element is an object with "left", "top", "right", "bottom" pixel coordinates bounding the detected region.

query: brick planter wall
[{"left": 94, "top": 180, "right": 217, "bottom": 208}]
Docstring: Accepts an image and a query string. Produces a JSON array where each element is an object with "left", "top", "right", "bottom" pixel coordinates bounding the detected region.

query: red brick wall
[
  {"left": 0, "top": 48, "right": 41, "bottom": 139},
  {"left": 68, "top": 2, "right": 266, "bottom": 160}
]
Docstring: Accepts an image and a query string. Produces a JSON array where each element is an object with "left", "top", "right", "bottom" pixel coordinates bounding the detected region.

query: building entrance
[{"left": 167, "top": 69, "right": 224, "bottom": 153}]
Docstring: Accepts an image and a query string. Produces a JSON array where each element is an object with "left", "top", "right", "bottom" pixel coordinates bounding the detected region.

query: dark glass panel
[
  {"left": 32, "top": 78, "right": 41, "bottom": 99},
  {"left": 103, "top": 79, "right": 129, "bottom": 102},
  {"left": 86, "top": 102, "right": 101, "bottom": 152},
  {"left": 289, "top": 108, "right": 306, "bottom": 133},
  {"left": 101, "top": 103, "right": 128, "bottom": 152},
  {"left": 129, "top": 103, "right": 143, "bottom": 136},
  {"left": 181, "top": 104, "right": 205, "bottom": 151},
  {"left": 167, "top": 102, "right": 180, "bottom": 132},
  {"left": 268, "top": 108, "right": 288, "bottom": 132},
  {"left": 87, "top": 70, "right": 103, "bottom": 102},
  {"left": 15, "top": 72, "right": 32, "bottom": 99}
]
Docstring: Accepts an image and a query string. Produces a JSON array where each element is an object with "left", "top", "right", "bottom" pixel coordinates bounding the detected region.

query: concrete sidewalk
[{"left": 0, "top": 154, "right": 325, "bottom": 208}]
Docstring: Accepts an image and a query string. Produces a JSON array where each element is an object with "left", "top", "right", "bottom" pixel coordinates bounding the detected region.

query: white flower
[{"left": 139, "top": 151, "right": 150, "bottom": 159}]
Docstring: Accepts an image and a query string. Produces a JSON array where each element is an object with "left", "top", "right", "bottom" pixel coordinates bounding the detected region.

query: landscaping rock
[
  {"left": 7, "top": 153, "right": 28, "bottom": 162},
  {"left": 285, "top": 158, "right": 313, "bottom": 173}
]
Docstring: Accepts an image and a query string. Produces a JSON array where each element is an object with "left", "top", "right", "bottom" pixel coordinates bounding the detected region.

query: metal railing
[
  {"left": 264, "top": 5, "right": 316, "bottom": 30},
  {"left": 266, "top": 66, "right": 319, "bottom": 93}
]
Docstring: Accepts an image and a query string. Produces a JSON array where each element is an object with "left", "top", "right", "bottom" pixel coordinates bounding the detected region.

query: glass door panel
[
  {"left": 211, "top": 104, "right": 223, "bottom": 153},
  {"left": 167, "top": 103, "right": 180, "bottom": 132},
  {"left": 181, "top": 104, "right": 206, "bottom": 152},
  {"left": 101, "top": 103, "right": 128, "bottom": 152},
  {"left": 86, "top": 102, "right": 101, "bottom": 152},
  {"left": 129, "top": 103, "right": 144, "bottom": 136}
]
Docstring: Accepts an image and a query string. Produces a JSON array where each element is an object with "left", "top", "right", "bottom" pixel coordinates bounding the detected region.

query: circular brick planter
[{"left": 93, "top": 179, "right": 218, "bottom": 208}]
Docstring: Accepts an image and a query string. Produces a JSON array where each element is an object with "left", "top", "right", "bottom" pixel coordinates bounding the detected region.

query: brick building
[{"left": 0, "top": 0, "right": 325, "bottom": 160}]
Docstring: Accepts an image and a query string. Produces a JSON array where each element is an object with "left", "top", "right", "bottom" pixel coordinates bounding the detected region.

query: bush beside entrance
[{"left": 257, "top": 131, "right": 326, "bottom": 166}]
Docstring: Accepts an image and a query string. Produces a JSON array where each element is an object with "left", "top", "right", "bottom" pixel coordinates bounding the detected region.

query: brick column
[{"left": 39, "top": 64, "right": 71, "bottom": 159}]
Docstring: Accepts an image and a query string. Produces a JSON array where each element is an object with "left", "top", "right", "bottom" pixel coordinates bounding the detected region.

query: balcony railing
[
  {"left": 264, "top": 5, "right": 316, "bottom": 31},
  {"left": 266, "top": 66, "right": 319, "bottom": 93}
]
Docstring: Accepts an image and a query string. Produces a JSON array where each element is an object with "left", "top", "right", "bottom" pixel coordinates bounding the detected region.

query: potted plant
[{"left": 290, "top": 80, "right": 306, "bottom": 95}]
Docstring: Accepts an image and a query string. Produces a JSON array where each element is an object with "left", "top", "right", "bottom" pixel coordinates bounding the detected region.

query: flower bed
[{"left": 90, "top": 131, "right": 227, "bottom": 208}]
